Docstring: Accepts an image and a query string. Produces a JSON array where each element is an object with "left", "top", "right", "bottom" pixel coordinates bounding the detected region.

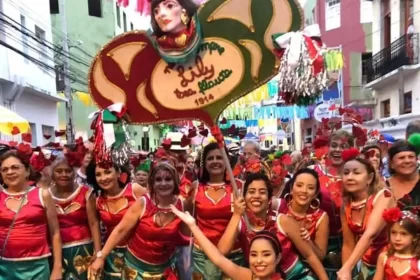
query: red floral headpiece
[
  {"left": 154, "top": 147, "right": 179, "bottom": 167},
  {"left": 313, "top": 106, "right": 368, "bottom": 159},
  {"left": 243, "top": 157, "right": 272, "bottom": 178},
  {"left": 383, "top": 207, "right": 420, "bottom": 228},
  {"left": 64, "top": 143, "right": 87, "bottom": 168},
  {"left": 341, "top": 147, "right": 361, "bottom": 162},
  {"left": 30, "top": 149, "right": 55, "bottom": 172},
  {"left": 268, "top": 151, "right": 292, "bottom": 185},
  {"left": 14, "top": 142, "right": 33, "bottom": 162}
]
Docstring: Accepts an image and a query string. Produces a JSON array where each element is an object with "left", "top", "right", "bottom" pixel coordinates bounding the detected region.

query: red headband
[{"left": 250, "top": 233, "right": 281, "bottom": 253}]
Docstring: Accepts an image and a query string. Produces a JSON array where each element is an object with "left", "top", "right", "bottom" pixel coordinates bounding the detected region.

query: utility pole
[{"left": 60, "top": 0, "right": 75, "bottom": 144}]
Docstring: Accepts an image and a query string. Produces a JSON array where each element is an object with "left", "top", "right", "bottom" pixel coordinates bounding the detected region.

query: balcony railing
[{"left": 366, "top": 33, "right": 419, "bottom": 83}]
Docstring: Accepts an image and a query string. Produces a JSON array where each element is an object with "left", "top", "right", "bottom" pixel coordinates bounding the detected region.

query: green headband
[{"left": 136, "top": 159, "right": 151, "bottom": 172}]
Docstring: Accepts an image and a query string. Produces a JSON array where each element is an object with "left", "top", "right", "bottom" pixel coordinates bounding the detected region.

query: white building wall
[
  {"left": 390, "top": 0, "right": 402, "bottom": 42},
  {"left": 0, "top": 0, "right": 62, "bottom": 145},
  {"left": 0, "top": 0, "right": 56, "bottom": 94},
  {"left": 15, "top": 93, "right": 59, "bottom": 145},
  {"left": 372, "top": 0, "right": 381, "bottom": 54},
  {"left": 114, "top": 1, "right": 151, "bottom": 35},
  {"left": 367, "top": 1, "right": 420, "bottom": 140}
]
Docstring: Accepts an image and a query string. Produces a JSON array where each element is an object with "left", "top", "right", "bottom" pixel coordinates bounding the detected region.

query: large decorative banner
[{"left": 89, "top": 0, "right": 304, "bottom": 127}]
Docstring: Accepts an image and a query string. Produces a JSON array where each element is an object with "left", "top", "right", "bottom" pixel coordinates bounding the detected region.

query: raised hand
[
  {"left": 300, "top": 227, "right": 311, "bottom": 241},
  {"left": 233, "top": 197, "right": 246, "bottom": 216},
  {"left": 170, "top": 204, "right": 196, "bottom": 227}
]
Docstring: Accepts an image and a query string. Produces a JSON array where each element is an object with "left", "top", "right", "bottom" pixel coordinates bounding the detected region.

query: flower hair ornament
[
  {"left": 7, "top": 142, "right": 33, "bottom": 162},
  {"left": 341, "top": 147, "right": 361, "bottom": 162},
  {"left": 312, "top": 106, "right": 368, "bottom": 160},
  {"left": 30, "top": 149, "right": 55, "bottom": 173},
  {"left": 243, "top": 157, "right": 272, "bottom": 179},
  {"left": 266, "top": 151, "right": 292, "bottom": 185},
  {"left": 383, "top": 207, "right": 420, "bottom": 228},
  {"left": 64, "top": 142, "right": 87, "bottom": 168}
]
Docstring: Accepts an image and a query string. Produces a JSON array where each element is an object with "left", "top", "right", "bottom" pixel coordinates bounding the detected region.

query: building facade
[
  {"left": 362, "top": 0, "right": 418, "bottom": 139},
  {"left": 50, "top": 0, "right": 115, "bottom": 141},
  {"left": 113, "top": 0, "right": 159, "bottom": 151},
  {"left": 0, "top": 0, "right": 64, "bottom": 146},
  {"left": 299, "top": 0, "right": 374, "bottom": 146}
]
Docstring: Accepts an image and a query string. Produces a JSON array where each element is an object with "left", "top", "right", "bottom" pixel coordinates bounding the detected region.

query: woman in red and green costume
[
  {"left": 49, "top": 153, "right": 102, "bottom": 279},
  {"left": 338, "top": 148, "right": 396, "bottom": 280},
  {"left": 281, "top": 168, "right": 329, "bottom": 262},
  {"left": 89, "top": 163, "right": 186, "bottom": 279},
  {"left": 0, "top": 150, "right": 62, "bottom": 280},
  {"left": 192, "top": 142, "right": 245, "bottom": 279},
  {"left": 312, "top": 130, "right": 354, "bottom": 279},
  {"left": 87, "top": 161, "right": 145, "bottom": 279},
  {"left": 218, "top": 172, "right": 329, "bottom": 280}
]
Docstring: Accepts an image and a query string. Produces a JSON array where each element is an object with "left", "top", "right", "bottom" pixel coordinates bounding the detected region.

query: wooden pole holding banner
[{"left": 220, "top": 147, "right": 251, "bottom": 229}]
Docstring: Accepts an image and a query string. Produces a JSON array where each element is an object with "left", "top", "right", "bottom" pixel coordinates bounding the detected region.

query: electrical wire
[
  {"left": 0, "top": 27, "right": 89, "bottom": 86},
  {"left": 3, "top": 0, "right": 95, "bottom": 58},
  {"left": 0, "top": 34, "right": 88, "bottom": 87},
  {"left": 0, "top": 13, "right": 92, "bottom": 67}
]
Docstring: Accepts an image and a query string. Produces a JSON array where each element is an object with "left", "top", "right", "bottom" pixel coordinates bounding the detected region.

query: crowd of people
[{"left": 0, "top": 120, "right": 420, "bottom": 280}]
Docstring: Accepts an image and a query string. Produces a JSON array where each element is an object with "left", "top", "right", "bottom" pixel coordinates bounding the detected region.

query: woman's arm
[
  {"left": 89, "top": 198, "right": 145, "bottom": 275},
  {"left": 340, "top": 206, "right": 356, "bottom": 264},
  {"left": 171, "top": 206, "right": 252, "bottom": 280},
  {"left": 303, "top": 212, "right": 329, "bottom": 260},
  {"left": 217, "top": 197, "right": 245, "bottom": 255},
  {"left": 183, "top": 181, "right": 198, "bottom": 214},
  {"left": 372, "top": 252, "right": 386, "bottom": 280},
  {"left": 341, "top": 191, "right": 395, "bottom": 272},
  {"left": 100, "top": 199, "right": 144, "bottom": 257},
  {"left": 42, "top": 189, "right": 62, "bottom": 279},
  {"left": 281, "top": 215, "right": 328, "bottom": 280},
  {"left": 86, "top": 194, "right": 102, "bottom": 254},
  {"left": 217, "top": 213, "right": 241, "bottom": 255}
]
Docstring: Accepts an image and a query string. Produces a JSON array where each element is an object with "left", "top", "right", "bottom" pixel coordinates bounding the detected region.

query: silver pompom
[{"left": 111, "top": 120, "right": 135, "bottom": 166}]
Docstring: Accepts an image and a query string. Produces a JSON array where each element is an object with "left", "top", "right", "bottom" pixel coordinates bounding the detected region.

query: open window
[{"left": 88, "top": 0, "right": 102, "bottom": 18}]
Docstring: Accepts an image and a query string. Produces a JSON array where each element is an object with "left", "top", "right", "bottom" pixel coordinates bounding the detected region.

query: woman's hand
[
  {"left": 337, "top": 266, "right": 352, "bottom": 280},
  {"left": 233, "top": 197, "right": 246, "bottom": 216},
  {"left": 89, "top": 258, "right": 105, "bottom": 279},
  {"left": 300, "top": 228, "right": 311, "bottom": 241},
  {"left": 50, "top": 265, "right": 62, "bottom": 280},
  {"left": 170, "top": 204, "right": 196, "bottom": 227}
]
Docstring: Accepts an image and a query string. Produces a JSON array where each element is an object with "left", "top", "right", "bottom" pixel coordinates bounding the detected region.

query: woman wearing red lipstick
[
  {"left": 282, "top": 168, "right": 329, "bottom": 261},
  {"left": 49, "top": 154, "right": 102, "bottom": 279},
  {"left": 218, "top": 172, "right": 329, "bottom": 280},
  {"left": 89, "top": 163, "right": 185, "bottom": 279},
  {"left": 86, "top": 161, "right": 145, "bottom": 279},
  {"left": 313, "top": 130, "right": 354, "bottom": 279},
  {"left": 337, "top": 149, "right": 396, "bottom": 280},
  {"left": 173, "top": 203, "right": 284, "bottom": 280},
  {"left": 192, "top": 142, "right": 245, "bottom": 280},
  {"left": 0, "top": 150, "right": 62, "bottom": 280}
]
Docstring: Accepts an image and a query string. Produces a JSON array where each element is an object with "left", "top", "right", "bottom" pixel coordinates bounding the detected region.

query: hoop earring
[
  {"left": 284, "top": 193, "right": 292, "bottom": 204},
  {"left": 181, "top": 9, "right": 190, "bottom": 25},
  {"left": 310, "top": 198, "right": 320, "bottom": 210}
]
